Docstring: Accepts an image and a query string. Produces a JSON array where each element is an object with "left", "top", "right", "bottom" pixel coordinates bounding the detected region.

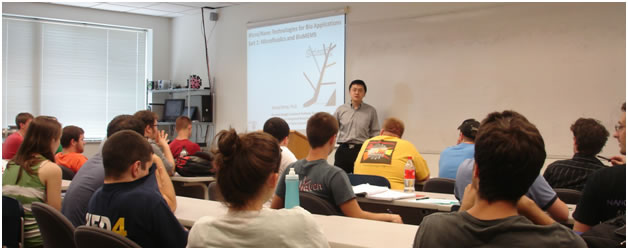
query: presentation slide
[{"left": 247, "top": 14, "right": 345, "bottom": 131}]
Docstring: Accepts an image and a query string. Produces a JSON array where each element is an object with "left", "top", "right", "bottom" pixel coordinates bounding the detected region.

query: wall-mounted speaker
[{"left": 201, "top": 95, "right": 213, "bottom": 122}]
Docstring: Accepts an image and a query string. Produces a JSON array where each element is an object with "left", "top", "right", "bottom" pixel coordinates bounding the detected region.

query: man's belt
[{"left": 339, "top": 143, "right": 362, "bottom": 149}]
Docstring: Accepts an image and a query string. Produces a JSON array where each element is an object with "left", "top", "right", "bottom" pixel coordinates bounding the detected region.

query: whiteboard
[{"left": 344, "top": 3, "right": 625, "bottom": 158}]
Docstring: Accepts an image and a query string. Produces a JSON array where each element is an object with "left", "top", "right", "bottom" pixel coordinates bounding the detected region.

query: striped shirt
[
  {"left": 543, "top": 153, "right": 606, "bottom": 191},
  {"left": 2, "top": 156, "right": 47, "bottom": 247}
]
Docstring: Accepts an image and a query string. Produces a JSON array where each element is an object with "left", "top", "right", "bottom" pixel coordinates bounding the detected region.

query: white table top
[
  {"left": 61, "top": 179, "right": 71, "bottom": 191},
  {"left": 173, "top": 196, "right": 418, "bottom": 248},
  {"left": 170, "top": 174, "right": 215, "bottom": 182},
  {"left": 357, "top": 191, "right": 458, "bottom": 212}
]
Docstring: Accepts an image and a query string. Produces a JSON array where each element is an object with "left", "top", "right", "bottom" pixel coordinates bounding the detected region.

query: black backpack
[
  {"left": 581, "top": 214, "right": 626, "bottom": 248},
  {"left": 175, "top": 154, "right": 214, "bottom": 177}
]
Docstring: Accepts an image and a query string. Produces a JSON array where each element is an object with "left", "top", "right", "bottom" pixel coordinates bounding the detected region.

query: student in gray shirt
[
  {"left": 414, "top": 110, "right": 586, "bottom": 248},
  {"left": 333, "top": 80, "right": 380, "bottom": 174},
  {"left": 133, "top": 110, "right": 176, "bottom": 176},
  {"left": 271, "top": 112, "right": 401, "bottom": 224}
]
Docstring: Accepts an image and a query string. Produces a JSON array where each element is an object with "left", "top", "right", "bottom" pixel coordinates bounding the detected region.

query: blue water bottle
[{"left": 284, "top": 168, "right": 300, "bottom": 209}]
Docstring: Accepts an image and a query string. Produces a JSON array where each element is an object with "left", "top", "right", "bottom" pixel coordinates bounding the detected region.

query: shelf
[{"left": 149, "top": 88, "right": 211, "bottom": 95}]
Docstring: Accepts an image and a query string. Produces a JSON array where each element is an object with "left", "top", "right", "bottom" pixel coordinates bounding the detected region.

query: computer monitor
[
  {"left": 183, "top": 106, "right": 198, "bottom": 120},
  {"left": 163, "top": 99, "right": 185, "bottom": 122}
]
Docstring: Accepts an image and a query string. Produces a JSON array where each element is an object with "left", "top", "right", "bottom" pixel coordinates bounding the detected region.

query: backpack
[
  {"left": 581, "top": 214, "right": 626, "bottom": 248},
  {"left": 175, "top": 155, "right": 214, "bottom": 177}
]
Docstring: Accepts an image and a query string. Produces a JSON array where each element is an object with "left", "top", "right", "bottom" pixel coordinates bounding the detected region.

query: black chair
[
  {"left": 31, "top": 202, "right": 76, "bottom": 247},
  {"left": 208, "top": 181, "right": 225, "bottom": 202},
  {"left": 554, "top": 188, "right": 582, "bottom": 205},
  {"left": 299, "top": 192, "right": 341, "bottom": 216},
  {"left": 422, "top": 178, "right": 456, "bottom": 194},
  {"left": 2, "top": 196, "right": 24, "bottom": 248},
  {"left": 74, "top": 225, "right": 140, "bottom": 248},
  {"left": 347, "top": 174, "right": 391, "bottom": 188},
  {"left": 58, "top": 164, "right": 75, "bottom": 180}
]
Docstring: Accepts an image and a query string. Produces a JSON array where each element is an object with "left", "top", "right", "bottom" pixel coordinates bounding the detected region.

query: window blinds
[{"left": 2, "top": 17, "right": 147, "bottom": 139}]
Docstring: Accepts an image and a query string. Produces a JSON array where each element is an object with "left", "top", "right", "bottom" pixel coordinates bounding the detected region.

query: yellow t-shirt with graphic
[{"left": 353, "top": 135, "right": 429, "bottom": 190}]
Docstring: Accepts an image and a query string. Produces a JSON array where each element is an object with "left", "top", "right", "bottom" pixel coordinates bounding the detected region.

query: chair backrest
[
  {"left": 74, "top": 225, "right": 140, "bottom": 248},
  {"left": 58, "top": 164, "right": 75, "bottom": 180},
  {"left": 422, "top": 177, "right": 456, "bottom": 194},
  {"left": 2, "top": 196, "right": 25, "bottom": 248},
  {"left": 299, "top": 192, "right": 341, "bottom": 216},
  {"left": 347, "top": 174, "right": 391, "bottom": 188},
  {"left": 208, "top": 181, "right": 225, "bottom": 202},
  {"left": 554, "top": 188, "right": 583, "bottom": 205},
  {"left": 31, "top": 202, "right": 76, "bottom": 248}
]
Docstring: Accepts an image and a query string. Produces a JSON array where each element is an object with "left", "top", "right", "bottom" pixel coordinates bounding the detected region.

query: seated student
[
  {"left": 354, "top": 117, "right": 429, "bottom": 190},
  {"left": 263, "top": 117, "right": 298, "bottom": 176},
  {"left": 414, "top": 111, "right": 586, "bottom": 247},
  {"left": 187, "top": 129, "right": 329, "bottom": 247},
  {"left": 543, "top": 118, "right": 609, "bottom": 191},
  {"left": 438, "top": 118, "right": 479, "bottom": 179},
  {"left": 2, "top": 116, "right": 62, "bottom": 247},
  {"left": 271, "top": 112, "right": 402, "bottom": 224},
  {"left": 456, "top": 158, "right": 569, "bottom": 222},
  {"left": 573, "top": 103, "right": 626, "bottom": 233},
  {"left": 86, "top": 130, "right": 187, "bottom": 247},
  {"left": 62, "top": 115, "right": 176, "bottom": 227},
  {"left": 169, "top": 116, "right": 201, "bottom": 158},
  {"left": 2, "top": 112, "right": 34, "bottom": 159},
  {"left": 54, "top": 125, "right": 88, "bottom": 173},
  {"left": 134, "top": 110, "right": 176, "bottom": 176}
]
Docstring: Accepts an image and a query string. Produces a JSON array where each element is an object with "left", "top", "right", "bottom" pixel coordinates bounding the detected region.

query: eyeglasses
[{"left": 615, "top": 124, "right": 625, "bottom": 132}]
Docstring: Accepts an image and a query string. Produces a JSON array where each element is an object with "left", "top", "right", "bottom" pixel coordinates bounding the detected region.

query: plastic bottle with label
[{"left": 404, "top": 156, "right": 416, "bottom": 193}]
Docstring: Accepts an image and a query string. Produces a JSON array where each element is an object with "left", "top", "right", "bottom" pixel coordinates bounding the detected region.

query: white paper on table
[
  {"left": 352, "top": 183, "right": 389, "bottom": 196},
  {"left": 366, "top": 190, "right": 416, "bottom": 201},
  {"left": 412, "top": 198, "right": 460, "bottom": 205}
]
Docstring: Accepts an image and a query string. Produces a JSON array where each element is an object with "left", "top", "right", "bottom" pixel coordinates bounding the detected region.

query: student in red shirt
[
  {"left": 54, "top": 125, "right": 88, "bottom": 173},
  {"left": 169, "top": 116, "right": 201, "bottom": 158},
  {"left": 3, "top": 112, "right": 34, "bottom": 159}
]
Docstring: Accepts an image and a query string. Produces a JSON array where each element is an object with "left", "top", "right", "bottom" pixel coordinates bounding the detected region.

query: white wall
[
  {"left": 2, "top": 2, "right": 172, "bottom": 80},
  {"left": 170, "top": 2, "right": 625, "bottom": 176}
]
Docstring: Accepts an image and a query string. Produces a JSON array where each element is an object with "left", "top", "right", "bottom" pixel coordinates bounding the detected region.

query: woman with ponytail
[
  {"left": 187, "top": 129, "right": 329, "bottom": 247},
  {"left": 2, "top": 116, "right": 63, "bottom": 247}
]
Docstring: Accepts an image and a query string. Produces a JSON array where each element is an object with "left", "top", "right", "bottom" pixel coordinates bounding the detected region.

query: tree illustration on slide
[{"left": 303, "top": 43, "right": 336, "bottom": 107}]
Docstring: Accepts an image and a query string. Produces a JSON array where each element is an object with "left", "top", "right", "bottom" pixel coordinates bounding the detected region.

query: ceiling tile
[
  {"left": 175, "top": 2, "right": 212, "bottom": 8},
  {"left": 145, "top": 3, "right": 195, "bottom": 12},
  {"left": 110, "top": 2, "right": 159, "bottom": 8},
  {"left": 91, "top": 3, "right": 138, "bottom": 12},
  {"left": 180, "top": 8, "right": 202, "bottom": 15},
  {"left": 126, "top": 8, "right": 171, "bottom": 16},
  {"left": 53, "top": 2, "right": 102, "bottom": 8},
  {"left": 163, "top": 12, "right": 185, "bottom": 17}
]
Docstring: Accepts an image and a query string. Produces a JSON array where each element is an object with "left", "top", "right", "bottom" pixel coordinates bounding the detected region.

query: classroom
[{"left": 1, "top": 1, "right": 626, "bottom": 248}]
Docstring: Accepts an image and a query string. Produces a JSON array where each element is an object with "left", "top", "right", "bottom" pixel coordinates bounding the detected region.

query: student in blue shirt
[{"left": 438, "top": 119, "right": 479, "bottom": 178}]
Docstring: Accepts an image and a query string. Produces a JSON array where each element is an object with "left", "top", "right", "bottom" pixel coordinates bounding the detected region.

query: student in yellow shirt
[{"left": 354, "top": 117, "right": 430, "bottom": 190}]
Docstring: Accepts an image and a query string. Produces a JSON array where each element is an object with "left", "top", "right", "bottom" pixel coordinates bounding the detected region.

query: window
[{"left": 2, "top": 16, "right": 148, "bottom": 139}]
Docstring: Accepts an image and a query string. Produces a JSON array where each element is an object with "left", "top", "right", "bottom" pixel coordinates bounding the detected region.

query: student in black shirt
[
  {"left": 86, "top": 130, "right": 187, "bottom": 247},
  {"left": 543, "top": 118, "right": 609, "bottom": 191},
  {"left": 573, "top": 102, "right": 626, "bottom": 233}
]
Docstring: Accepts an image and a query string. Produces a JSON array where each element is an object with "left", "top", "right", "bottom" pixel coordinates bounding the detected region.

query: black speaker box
[{"left": 201, "top": 95, "right": 213, "bottom": 122}]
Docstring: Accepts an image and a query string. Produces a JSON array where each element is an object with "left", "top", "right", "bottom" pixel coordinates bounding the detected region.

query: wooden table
[{"left": 174, "top": 196, "right": 418, "bottom": 248}]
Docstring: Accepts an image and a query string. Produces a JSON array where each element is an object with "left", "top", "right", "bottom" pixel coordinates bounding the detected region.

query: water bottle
[
  {"left": 284, "top": 168, "right": 300, "bottom": 208},
  {"left": 179, "top": 146, "right": 188, "bottom": 158},
  {"left": 404, "top": 156, "right": 415, "bottom": 193}
]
